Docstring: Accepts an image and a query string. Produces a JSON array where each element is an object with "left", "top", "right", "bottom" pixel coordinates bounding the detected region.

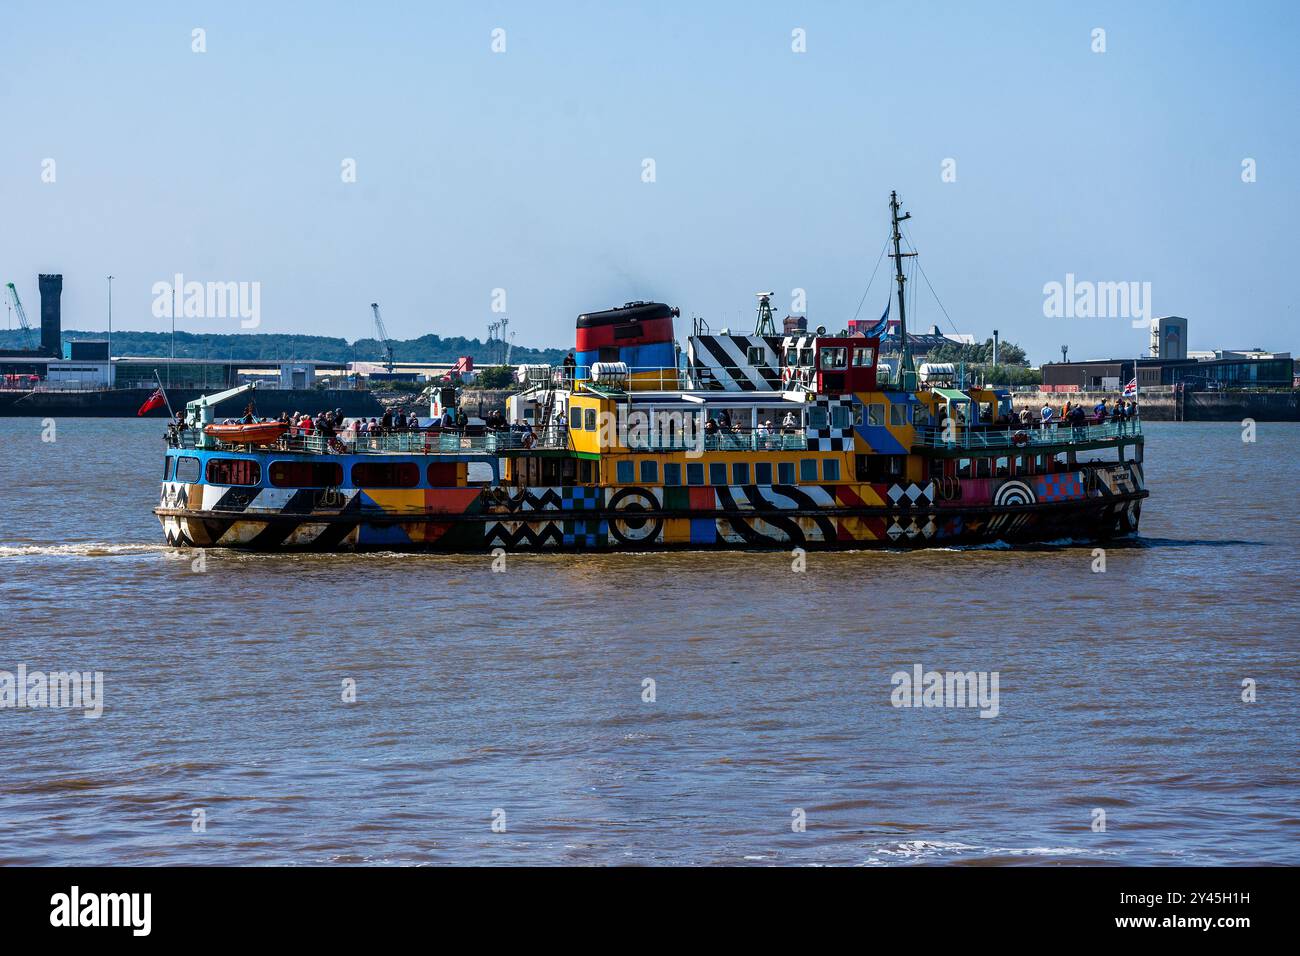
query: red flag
[{"left": 137, "top": 388, "right": 166, "bottom": 416}]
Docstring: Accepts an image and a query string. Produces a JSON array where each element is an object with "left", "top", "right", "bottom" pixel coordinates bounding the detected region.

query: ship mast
[{"left": 888, "top": 190, "right": 917, "bottom": 382}]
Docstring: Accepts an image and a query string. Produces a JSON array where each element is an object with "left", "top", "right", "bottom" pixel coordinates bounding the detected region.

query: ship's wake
[{"left": 0, "top": 543, "right": 173, "bottom": 560}]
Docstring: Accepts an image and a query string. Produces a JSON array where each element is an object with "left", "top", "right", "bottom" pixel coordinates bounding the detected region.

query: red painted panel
[
  {"left": 688, "top": 487, "right": 715, "bottom": 511},
  {"left": 423, "top": 487, "right": 484, "bottom": 514},
  {"left": 575, "top": 316, "right": 675, "bottom": 351}
]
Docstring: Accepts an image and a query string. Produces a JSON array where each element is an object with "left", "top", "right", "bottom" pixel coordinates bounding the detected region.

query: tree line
[{"left": 0, "top": 328, "right": 568, "bottom": 366}]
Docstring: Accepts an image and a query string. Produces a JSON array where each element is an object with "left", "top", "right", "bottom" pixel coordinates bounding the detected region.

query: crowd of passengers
[{"left": 932, "top": 397, "right": 1138, "bottom": 433}]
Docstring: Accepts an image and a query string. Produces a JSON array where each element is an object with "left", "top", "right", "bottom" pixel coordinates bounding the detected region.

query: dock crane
[
  {"left": 370, "top": 302, "right": 395, "bottom": 373},
  {"left": 5, "top": 282, "right": 35, "bottom": 350}
]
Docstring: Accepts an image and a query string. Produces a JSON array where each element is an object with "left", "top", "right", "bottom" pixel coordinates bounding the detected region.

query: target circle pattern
[
  {"left": 608, "top": 487, "right": 663, "bottom": 544},
  {"left": 993, "top": 480, "right": 1035, "bottom": 508}
]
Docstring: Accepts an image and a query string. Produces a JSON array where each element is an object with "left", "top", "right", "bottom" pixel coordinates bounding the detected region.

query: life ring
[{"left": 1012, "top": 431, "right": 1029, "bottom": 446}]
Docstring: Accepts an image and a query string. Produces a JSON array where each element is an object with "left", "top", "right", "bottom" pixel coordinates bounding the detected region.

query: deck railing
[
  {"left": 626, "top": 431, "right": 808, "bottom": 452},
  {"left": 170, "top": 427, "right": 572, "bottom": 455},
  {"left": 912, "top": 419, "right": 1141, "bottom": 450}
]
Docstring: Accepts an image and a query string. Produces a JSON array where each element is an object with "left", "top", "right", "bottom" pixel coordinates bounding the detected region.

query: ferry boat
[{"left": 156, "top": 194, "right": 1147, "bottom": 552}]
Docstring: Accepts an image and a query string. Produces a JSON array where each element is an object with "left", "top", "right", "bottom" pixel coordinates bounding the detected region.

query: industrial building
[{"left": 1041, "top": 316, "right": 1293, "bottom": 391}]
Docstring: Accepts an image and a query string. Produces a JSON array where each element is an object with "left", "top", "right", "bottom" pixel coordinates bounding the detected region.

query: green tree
[
  {"left": 924, "top": 337, "right": 1028, "bottom": 366},
  {"left": 473, "top": 365, "right": 517, "bottom": 389}
]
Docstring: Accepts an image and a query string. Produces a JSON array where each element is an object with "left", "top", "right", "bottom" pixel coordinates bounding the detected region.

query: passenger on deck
[
  {"left": 781, "top": 411, "right": 797, "bottom": 434},
  {"left": 1019, "top": 407, "right": 1032, "bottom": 429},
  {"left": 1040, "top": 402, "right": 1053, "bottom": 431},
  {"left": 1069, "top": 404, "right": 1086, "bottom": 438}
]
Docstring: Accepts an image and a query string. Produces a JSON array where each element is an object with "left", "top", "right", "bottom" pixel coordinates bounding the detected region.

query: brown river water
[{"left": 0, "top": 418, "right": 1296, "bottom": 865}]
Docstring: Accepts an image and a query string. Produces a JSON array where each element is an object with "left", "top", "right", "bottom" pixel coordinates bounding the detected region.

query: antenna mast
[
  {"left": 888, "top": 190, "right": 917, "bottom": 382},
  {"left": 754, "top": 292, "right": 777, "bottom": 336}
]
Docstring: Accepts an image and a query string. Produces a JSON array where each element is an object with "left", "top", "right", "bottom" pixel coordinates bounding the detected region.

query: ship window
[
  {"left": 585, "top": 408, "right": 597, "bottom": 431},
  {"left": 175, "top": 456, "right": 201, "bottom": 482},
  {"left": 852, "top": 403, "right": 864, "bottom": 425},
  {"left": 162, "top": 457, "right": 172, "bottom": 480},
  {"left": 820, "top": 347, "right": 847, "bottom": 370},
  {"left": 860, "top": 455, "right": 904, "bottom": 482},
  {"left": 976, "top": 459, "right": 991, "bottom": 478},
  {"left": 823, "top": 459, "right": 841, "bottom": 481},
  {"left": 579, "top": 459, "right": 593, "bottom": 484},
  {"left": 890, "top": 404, "right": 909, "bottom": 426},
  {"left": 799, "top": 348, "right": 815, "bottom": 366},
  {"left": 868, "top": 404, "right": 885, "bottom": 426},
  {"left": 427, "top": 462, "right": 459, "bottom": 486},
  {"left": 640, "top": 460, "right": 659, "bottom": 483},
  {"left": 756, "top": 462, "right": 773, "bottom": 484},
  {"left": 351, "top": 461, "right": 419, "bottom": 488},
  {"left": 664, "top": 463, "right": 682, "bottom": 486},
  {"left": 687, "top": 462, "right": 705, "bottom": 485},
  {"left": 914, "top": 404, "right": 931, "bottom": 426},
  {"left": 831, "top": 405, "right": 851, "bottom": 429},
  {"left": 747, "top": 346, "right": 765, "bottom": 366},
  {"left": 625, "top": 410, "right": 649, "bottom": 444},
  {"left": 709, "top": 462, "right": 727, "bottom": 485},
  {"left": 852, "top": 347, "right": 875, "bottom": 367},
  {"left": 616, "top": 460, "right": 634, "bottom": 483},
  {"left": 271, "top": 461, "right": 344, "bottom": 488},
  {"left": 799, "top": 458, "right": 817, "bottom": 482},
  {"left": 732, "top": 462, "right": 750, "bottom": 485},
  {"left": 995, "top": 456, "right": 1009, "bottom": 477},
  {"left": 957, "top": 458, "right": 973, "bottom": 478},
  {"left": 778, "top": 462, "right": 795, "bottom": 484},
  {"left": 808, "top": 406, "right": 829, "bottom": 429},
  {"left": 206, "top": 458, "right": 260, "bottom": 486},
  {"left": 569, "top": 408, "right": 583, "bottom": 430}
]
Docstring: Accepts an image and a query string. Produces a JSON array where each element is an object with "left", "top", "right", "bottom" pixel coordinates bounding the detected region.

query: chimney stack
[{"left": 38, "top": 274, "right": 62, "bottom": 358}]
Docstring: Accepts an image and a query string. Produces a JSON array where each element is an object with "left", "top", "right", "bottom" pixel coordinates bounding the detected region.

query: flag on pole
[
  {"left": 1122, "top": 378, "right": 1137, "bottom": 397},
  {"left": 863, "top": 298, "right": 891, "bottom": 339},
  {"left": 137, "top": 388, "right": 167, "bottom": 416}
]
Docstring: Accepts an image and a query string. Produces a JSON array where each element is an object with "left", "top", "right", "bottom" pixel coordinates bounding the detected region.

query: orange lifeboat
[{"left": 204, "top": 422, "right": 289, "bottom": 444}]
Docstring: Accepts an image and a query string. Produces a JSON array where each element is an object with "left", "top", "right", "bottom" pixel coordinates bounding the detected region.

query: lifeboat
[{"left": 204, "top": 422, "right": 288, "bottom": 444}]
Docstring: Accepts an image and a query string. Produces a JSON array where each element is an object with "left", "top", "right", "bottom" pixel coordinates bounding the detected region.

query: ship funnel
[{"left": 574, "top": 301, "right": 678, "bottom": 391}]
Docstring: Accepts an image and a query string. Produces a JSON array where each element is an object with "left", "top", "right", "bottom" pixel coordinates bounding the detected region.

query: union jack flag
[{"left": 1122, "top": 378, "right": 1137, "bottom": 397}]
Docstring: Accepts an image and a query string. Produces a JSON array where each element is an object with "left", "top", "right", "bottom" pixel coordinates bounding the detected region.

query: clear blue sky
[{"left": 1, "top": 0, "right": 1296, "bottom": 364}]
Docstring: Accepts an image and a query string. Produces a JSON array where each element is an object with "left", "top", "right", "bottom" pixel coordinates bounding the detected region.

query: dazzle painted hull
[{"left": 156, "top": 463, "right": 1146, "bottom": 552}]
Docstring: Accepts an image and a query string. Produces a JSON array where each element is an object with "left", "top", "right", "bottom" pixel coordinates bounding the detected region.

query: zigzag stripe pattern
[{"left": 484, "top": 520, "right": 565, "bottom": 548}]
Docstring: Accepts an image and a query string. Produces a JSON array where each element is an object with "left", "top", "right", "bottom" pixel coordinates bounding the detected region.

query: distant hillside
[{"left": 0, "top": 329, "right": 568, "bottom": 365}]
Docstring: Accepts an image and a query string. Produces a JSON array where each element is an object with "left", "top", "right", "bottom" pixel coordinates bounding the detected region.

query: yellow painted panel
[{"left": 363, "top": 489, "right": 426, "bottom": 514}]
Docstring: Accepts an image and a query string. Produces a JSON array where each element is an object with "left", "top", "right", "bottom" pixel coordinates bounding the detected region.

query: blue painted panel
[
  {"left": 690, "top": 518, "right": 717, "bottom": 545},
  {"left": 358, "top": 522, "right": 412, "bottom": 546},
  {"left": 854, "top": 424, "right": 908, "bottom": 455}
]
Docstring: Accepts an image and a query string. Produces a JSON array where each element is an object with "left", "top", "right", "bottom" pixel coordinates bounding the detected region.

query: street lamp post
[{"left": 106, "top": 276, "right": 113, "bottom": 384}]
